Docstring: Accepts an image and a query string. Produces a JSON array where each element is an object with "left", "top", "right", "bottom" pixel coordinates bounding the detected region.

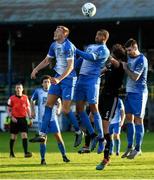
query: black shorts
[
  {"left": 99, "top": 94, "right": 118, "bottom": 121},
  {"left": 10, "top": 117, "right": 28, "bottom": 134}
]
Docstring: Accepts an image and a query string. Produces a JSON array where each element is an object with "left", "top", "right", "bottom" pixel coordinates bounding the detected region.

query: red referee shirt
[{"left": 8, "top": 95, "right": 30, "bottom": 118}]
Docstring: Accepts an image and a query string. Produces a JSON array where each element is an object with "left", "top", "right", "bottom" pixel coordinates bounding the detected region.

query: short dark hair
[
  {"left": 41, "top": 75, "right": 51, "bottom": 84},
  {"left": 125, "top": 38, "right": 137, "bottom": 48},
  {"left": 112, "top": 44, "right": 127, "bottom": 61},
  {"left": 15, "top": 82, "right": 23, "bottom": 87}
]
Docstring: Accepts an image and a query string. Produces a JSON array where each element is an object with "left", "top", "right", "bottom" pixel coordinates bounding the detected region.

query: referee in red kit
[{"left": 7, "top": 83, "right": 32, "bottom": 158}]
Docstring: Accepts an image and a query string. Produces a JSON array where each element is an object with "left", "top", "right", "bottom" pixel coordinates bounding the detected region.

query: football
[{"left": 81, "top": 2, "right": 96, "bottom": 17}]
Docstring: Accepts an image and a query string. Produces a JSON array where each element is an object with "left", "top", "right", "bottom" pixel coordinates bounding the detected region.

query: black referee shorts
[{"left": 10, "top": 117, "right": 28, "bottom": 134}]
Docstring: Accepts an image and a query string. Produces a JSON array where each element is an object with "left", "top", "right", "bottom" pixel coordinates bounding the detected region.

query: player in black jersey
[{"left": 96, "top": 44, "right": 127, "bottom": 170}]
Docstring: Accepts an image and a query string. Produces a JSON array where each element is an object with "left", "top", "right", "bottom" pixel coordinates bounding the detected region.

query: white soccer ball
[{"left": 81, "top": 2, "right": 96, "bottom": 17}]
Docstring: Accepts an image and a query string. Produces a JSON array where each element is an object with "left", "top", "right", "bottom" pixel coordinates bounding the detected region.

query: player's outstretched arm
[
  {"left": 31, "top": 56, "right": 52, "bottom": 79},
  {"left": 76, "top": 49, "right": 94, "bottom": 61}
]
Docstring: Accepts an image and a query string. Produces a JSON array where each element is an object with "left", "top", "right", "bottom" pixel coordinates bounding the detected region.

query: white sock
[
  {"left": 75, "top": 130, "right": 81, "bottom": 135},
  {"left": 39, "top": 132, "right": 46, "bottom": 136}
]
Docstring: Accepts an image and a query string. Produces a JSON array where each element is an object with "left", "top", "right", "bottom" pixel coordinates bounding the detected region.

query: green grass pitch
[{"left": 0, "top": 131, "right": 154, "bottom": 179}]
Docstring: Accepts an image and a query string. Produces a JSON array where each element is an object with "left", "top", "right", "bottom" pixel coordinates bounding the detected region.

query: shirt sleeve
[
  {"left": 134, "top": 56, "right": 145, "bottom": 75},
  {"left": 26, "top": 97, "right": 30, "bottom": 107},
  {"left": 92, "top": 46, "right": 109, "bottom": 61},
  {"left": 23, "top": 95, "right": 30, "bottom": 109},
  {"left": 119, "top": 99, "right": 124, "bottom": 111},
  {"left": 74, "top": 57, "right": 83, "bottom": 71},
  {"left": 65, "top": 41, "right": 75, "bottom": 60},
  {"left": 7, "top": 98, "right": 11, "bottom": 106},
  {"left": 47, "top": 42, "right": 55, "bottom": 58},
  {"left": 31, "top": 89, "right": 38, "bottom": 101}
]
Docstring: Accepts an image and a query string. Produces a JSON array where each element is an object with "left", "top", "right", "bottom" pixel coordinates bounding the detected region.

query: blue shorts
[
  {"left": 109, "top": 123, "right": 121, "bottom": 135},
  {"left": 74, "top": 75, "right": 100, "bottom": 104},
  {"left": 38, "top": 119, "right": 60, "bottom": 134},
  {"left": 125, "top": 92, "right": 148, "bottom": 119},
  {"left": 48, "top": 73, "right": 77, "bottom": 100}
]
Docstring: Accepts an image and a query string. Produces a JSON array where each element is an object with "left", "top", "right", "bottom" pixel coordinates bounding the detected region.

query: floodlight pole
[{"left": 7, "top": 31, "right": 13, "bottom": 97}]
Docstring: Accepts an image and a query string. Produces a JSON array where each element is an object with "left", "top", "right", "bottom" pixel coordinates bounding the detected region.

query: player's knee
[
  {"left": 76, "top": 106, "right": 84, "bottom": 113},
  {"left": 45, "top": 103, "right": 53, "bottom": 108},
  {"left": 11, "top": 134, "right": 17, "bottom": 140},
  {"left": 62, "top": 107, "right": 70, "bottom": 114},
  {"left": 114, "top": 134, "right": 119, "bottom": 139},
  {"left": 21, "top": 132, "right": 27, "bottom": 139},
  {"left": 54, "top": 133, "right": 63, "bottom": 142},
  {"left": 126, "top": 114, "right": 134, "bottom": 123},
  {"left": 134, "top": 118, "right": 143, "bottom": 125},
  {"left": 110, "top": 134, "right": 113, "bottom": 140}
]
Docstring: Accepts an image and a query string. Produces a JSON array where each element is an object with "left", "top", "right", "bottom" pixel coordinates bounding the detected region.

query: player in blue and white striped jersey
[
  {"left": 121, "top": 38, "right": 148, "bottom": 159},
  {"left": 75, "top": 29, "right": 110, "bottom": 154},
  {"left": 109, "top": 98, "right": 125, "bottom": 156},
  {"left": 30, "top": 26, "right": 82, "bottom": 147},
  {"left": 30, "top": 75, "right": 70, "bottom": 164}
]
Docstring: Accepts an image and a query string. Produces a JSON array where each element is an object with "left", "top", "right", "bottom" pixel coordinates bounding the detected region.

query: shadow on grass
[{"left": 0, "top": 131, "right": 154, "bottom": 153}]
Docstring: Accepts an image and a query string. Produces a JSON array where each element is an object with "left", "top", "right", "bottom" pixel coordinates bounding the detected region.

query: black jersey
[{"left": 102, "top": 62, "right": 125, "bottom": 96}]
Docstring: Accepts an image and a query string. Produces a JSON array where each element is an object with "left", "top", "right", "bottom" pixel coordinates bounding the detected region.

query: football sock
[
  {"left": 79, "top": 111, "right": 94, "bottom": 135},
  {"left": 93, "top": 112, "right": 104, "bottom": 138},
  {"left": 135, "top": 124, "right": 144, "bottom": 151},
  {"left": 115, "top": 139, "right": 120, "bottom": 154},
  {"left": 41, "top": 106, "right": 52, "bottom": 134},
  {"left": 10, "top": 139, "right": 15, "bottom": 154},
  {"left": 127, "top": 122, "right": 135, "bottom": 149},
  {"left": 22, "top": 138, "right": 28, "bottom": 154},
  {"left": 40, "top": 143, "right": 46, "bottom": 160},
  {"left": 104, "top": 133, "right": 111, "bottom": 160},
  {"left": 58, "top": 142, "right": 66, "bottom": 156},
  {"left": 67, "top": 111, "right": 79, "bottom": 132},
  {"left": 110, "top": 139, "right": 114, "bottom": 154},
  {"left": 85, "top": 122, "right": 94, "bottom": 147}
]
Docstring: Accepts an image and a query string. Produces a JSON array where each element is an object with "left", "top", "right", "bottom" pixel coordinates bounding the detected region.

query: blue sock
[
  {"left": 79, "top": 111, "right": 94, "bottom": 135},
  {"left": 135, "top": 124, "right": 144, "bottom": 151},
  {"left": 115, "top": 139, "right": 120, "bottom": 154},
  {"left": 58, "top": 142, "right": 66, "bottom": 156},
  {"left": 127, "top": 123, "right": 135, "bottom": 148},
  {"left": 110, "top": 139, "right": 114, "bottom": 154},
  {"left": 67, "top": 111, "right": 79, "bottom": 132},
  {"left": 41, "top": 106, "right": 52, "bottom": 133},
  {"left": 40, "top": 143, "right": 46, "bottom": 160},
  {"left": 93, "top": 112, "right": 104, "bottom": 138}
]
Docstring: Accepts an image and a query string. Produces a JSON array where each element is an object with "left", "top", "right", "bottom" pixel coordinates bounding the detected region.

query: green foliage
[{"left": 0, "top": 132, "right": 154, "bottom": 179}]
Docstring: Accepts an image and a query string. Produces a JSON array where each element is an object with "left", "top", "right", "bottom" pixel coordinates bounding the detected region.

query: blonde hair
[{"left": 99, "top": 29, "right": 109, "bottom": 41}]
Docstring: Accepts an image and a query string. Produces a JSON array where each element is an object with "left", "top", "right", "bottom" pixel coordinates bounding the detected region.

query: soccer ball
[{"left": 81, "top": 2, "right": 96, "bottom": 17}]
